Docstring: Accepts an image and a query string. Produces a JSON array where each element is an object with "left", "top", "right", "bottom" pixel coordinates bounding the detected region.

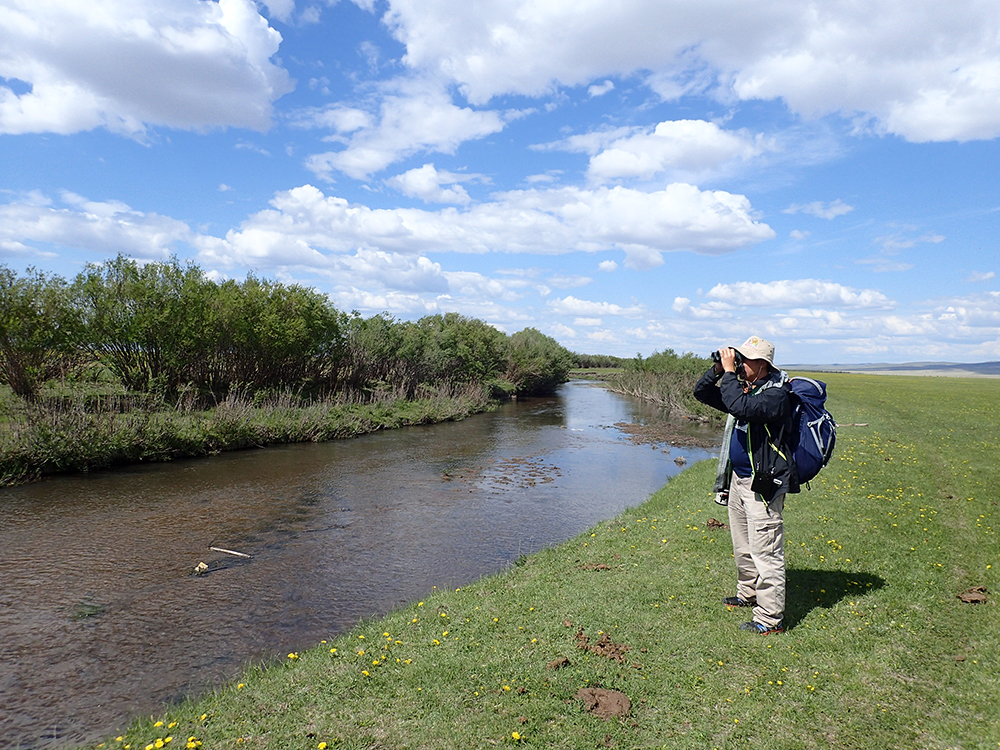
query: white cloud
[
  {"left": 304, "top": 81, "right": 507, "bottom": 179},
  {"left": 965, "top": 270, "right": 996, "bottom": 283},
  {"left": 783, "top": 199, "right": 854, "bottom": 220},
  {"left": 0, "top": 0, "right": 293, "bottom": 137},
  {"left": 547, "top": 274, "right": 592, "bottom": 289},
  {"left": 789, "top": 229, "right": 810, "bottom": 240},
  {"left": 546, "top": 295, "right": 643, "bottom": 317},
  {"left": 586, "top": 120, "right": 769, "bottom": 183},
  {"left": 259, "top": 0, "right": 295, "bottom": 23},
  {"left": 588, "top": 80, "right": 615, "bottom": 97},
  {"left": 385, "top": 163, "right": 485, "bottom": 205},
  {"left": 573, "top": 317, "right": 602, "bottom": 326},
  {"left": 380, "top": 0, "right": 1000, "bottom": 143},
  {"left": 0, "top": 192, "right": 193, "bottom": 259},
  {"left": 203, "top": 182, "right": 773, "bottom": 266},
  {"left": 598, "top": 260, "right": 618, "bottom": 272},
  {"left": 704, "top": 279, "right": 895, "bottom": 310},
  {"left": 533, "top": 126, "right": 637, "bottom": 156},
  {"left": 549, "top": 322, "right": 577, "bottom": 339},
  {"left": 294, "top": 105, "right": 374, "bottom": 134},
  {"left": 873, "top": 231, "right": 945, "bottom": 251}
]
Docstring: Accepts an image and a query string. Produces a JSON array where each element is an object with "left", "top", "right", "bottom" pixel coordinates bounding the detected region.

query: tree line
[{"left": 0, "top": 257, "right": 575, "bottom": 404}]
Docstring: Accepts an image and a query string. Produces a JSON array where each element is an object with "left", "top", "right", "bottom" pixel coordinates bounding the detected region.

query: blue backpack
[{"left": 787, "top": 376, "right": 837, "bottom": 485}]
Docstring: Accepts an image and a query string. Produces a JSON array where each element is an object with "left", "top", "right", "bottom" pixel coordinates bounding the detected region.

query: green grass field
[{"left": 90, "top": 373, "right": 999, "bottom": 750}]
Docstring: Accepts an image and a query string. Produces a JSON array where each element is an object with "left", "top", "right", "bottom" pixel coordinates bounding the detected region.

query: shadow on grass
[{"left": 784, "top": 568, "right": 886, "bottom": 629}]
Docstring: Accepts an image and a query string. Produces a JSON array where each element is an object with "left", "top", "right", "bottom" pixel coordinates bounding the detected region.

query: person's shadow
[{"left": 784, "top": 568, "right": 886, "bottom": 629}]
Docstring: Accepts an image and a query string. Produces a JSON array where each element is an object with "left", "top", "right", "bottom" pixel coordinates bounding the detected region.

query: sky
[{"left": 2, "top": 0, "right": 999, "bottom": 365}]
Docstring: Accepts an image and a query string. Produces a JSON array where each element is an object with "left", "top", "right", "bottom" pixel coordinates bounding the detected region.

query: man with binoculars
[{"left": 693, "top": 336, "right": 798, "bottom": 635}]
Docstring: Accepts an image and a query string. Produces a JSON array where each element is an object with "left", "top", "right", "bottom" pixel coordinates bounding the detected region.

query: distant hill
[{"left": 785, "top": 361, "right": 1000, "bottom": 378}]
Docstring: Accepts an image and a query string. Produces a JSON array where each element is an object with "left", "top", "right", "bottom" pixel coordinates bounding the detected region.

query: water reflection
[{"left": 0, "top": 381, "right": 716, "bottom": 749}]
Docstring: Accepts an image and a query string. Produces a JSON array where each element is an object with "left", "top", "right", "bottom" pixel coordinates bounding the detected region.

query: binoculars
[{"left": 710, "top": 349, "right": 744, "bottom": 368}]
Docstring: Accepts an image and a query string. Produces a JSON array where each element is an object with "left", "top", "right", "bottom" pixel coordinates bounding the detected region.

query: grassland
[{"left": 88, "top": 373, "right": 999, "bottom": 750}]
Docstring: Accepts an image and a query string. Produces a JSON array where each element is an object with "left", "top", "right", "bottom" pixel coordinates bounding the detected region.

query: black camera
[{"left": 710, "top": 349, "right": 744, "bottom": 367}]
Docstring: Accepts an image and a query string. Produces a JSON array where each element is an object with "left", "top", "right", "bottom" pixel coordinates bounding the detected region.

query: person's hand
[{"left": 719, "top": 347, "right": 738, "bottom": 373}]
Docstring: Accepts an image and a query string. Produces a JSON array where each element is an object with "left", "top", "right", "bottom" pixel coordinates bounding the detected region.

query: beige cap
[{"left": 734, "top": 335, "right": 776, "bottom": 367}]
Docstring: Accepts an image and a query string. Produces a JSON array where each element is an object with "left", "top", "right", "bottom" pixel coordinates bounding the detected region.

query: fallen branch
[{"left": 210, "top": 546, "right": 252, "bottom": 558}]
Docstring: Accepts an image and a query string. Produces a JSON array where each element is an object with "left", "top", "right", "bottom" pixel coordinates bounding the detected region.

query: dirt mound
[
  {"left": 575, "top": 628, "right": 631, "bottom": 663},
  {"left": 574, "top": 688, "right": 631, "bottom": 719},
  {"left": 957, "top": 586, "right": 988, "bottom": 603}
]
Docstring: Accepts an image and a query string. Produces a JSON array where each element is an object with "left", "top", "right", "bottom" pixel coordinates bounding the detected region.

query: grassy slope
[{"left": 92, "top": 373, "right": 999, "bottom": 750}]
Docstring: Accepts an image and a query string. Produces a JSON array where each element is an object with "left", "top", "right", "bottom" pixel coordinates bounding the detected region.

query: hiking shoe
[
  {"left": 723, "top": 596, "right": 756, "bottom": 608},
  {"left": 740, "top": 620, "right": 785, "bottom": 635}
]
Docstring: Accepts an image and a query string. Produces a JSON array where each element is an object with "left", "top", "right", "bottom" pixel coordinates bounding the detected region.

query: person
[{"left": 693, "top": 335, "right": 798, "bottom": 634}]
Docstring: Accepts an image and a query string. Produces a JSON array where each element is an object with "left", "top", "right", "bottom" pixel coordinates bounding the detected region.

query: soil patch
[
  {"left": 575, "top": 628, "right": 631, "bottom": 663},
  {"left": 957, "top": 586, "right": 988, "bottom": 603},
  {"left": 574, "top": 688, "right": 631, "bottom": 719}
]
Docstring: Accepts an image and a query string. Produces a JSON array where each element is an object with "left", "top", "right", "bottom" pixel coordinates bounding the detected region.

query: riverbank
[
  {"left": 0, "top": 385, "right": 496, "bottom": 486},
  {"left": 82, "top": 372, "right": 999, "bottom": 749}
]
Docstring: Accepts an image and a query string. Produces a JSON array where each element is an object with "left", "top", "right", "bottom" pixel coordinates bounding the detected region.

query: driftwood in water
[{"left": 209, "top": 546, "right": 252, "bottom": 558}]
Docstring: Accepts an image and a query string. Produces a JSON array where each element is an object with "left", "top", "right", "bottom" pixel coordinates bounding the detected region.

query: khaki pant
[{"left": 728, "top": 473, "right": 785, "bottom": 628}]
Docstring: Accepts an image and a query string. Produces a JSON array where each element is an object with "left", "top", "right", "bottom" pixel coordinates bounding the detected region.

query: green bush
[{"left": 506, "top": 327, "right": 575, "bottom": 395}]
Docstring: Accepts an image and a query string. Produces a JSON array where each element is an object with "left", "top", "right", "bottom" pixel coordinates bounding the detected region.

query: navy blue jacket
[{"left": 693, "top": 367, "right": 799, "bottom": 500}]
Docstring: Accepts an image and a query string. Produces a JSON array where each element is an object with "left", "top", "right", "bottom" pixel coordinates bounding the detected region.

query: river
[{"left": 0, "top": 380, "right": 717, "bottom": 749}]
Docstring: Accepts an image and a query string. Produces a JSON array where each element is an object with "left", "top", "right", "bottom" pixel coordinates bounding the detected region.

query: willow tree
[{"left": 0, "top": 266, "right": 81, "bottom": 401}]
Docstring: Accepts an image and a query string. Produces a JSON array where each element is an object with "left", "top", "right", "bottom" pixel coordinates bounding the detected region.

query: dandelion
[
  {"left": 237, "top": 683, "right": 245, "bottom": 689},
  {"left": 330, "top": 648, "right": 337, "bottom": 654},
  {"left": 362, "top": 670, "right": 370, "bottom": 676},
  {"left": 154, "top": 722, "right": 164, "bottom": 728},
  {"left": 287, "top": 652, "right": 299, "bottom": 660},
  {"left": 512, "top": 731, "right": 522, "bottom": 741},
  {"left": 318, "top": 743, "right": 328, "bottom": 749}
]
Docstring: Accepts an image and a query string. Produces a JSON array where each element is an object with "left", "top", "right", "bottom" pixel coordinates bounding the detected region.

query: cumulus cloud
[
  {"left": 202, "top": 182, "right": 773, "bottom": 266},
  {"left": 588, "top": 80, "right": 615, "bottom": 97},
  {"left": 546, "top": 295, "right": 643, "bottom": 317},
  {"left": 380, "top": 0, "right": 1000, "bottom": 142},
  {"left": 703, "top": 279, "right": 895, "bottom": 310},
  {"left": 586, "top": 120, "right": 770, "bottom": 182},
  {"left": 598, "top": 260, "right": 618, "bottom": 272},
  {"left": 783, "top": 199, "right": 854, "bottom": 219},
  {"left": 0, "top": 192, "right": 193, "bottom": 258},
  {"left": 304, "top": 81, "right": 507, "bottom": 179},
  {"left": 0, "top": 0, "right": 293, "bottom": 137},
  {"left": 385, "top": 163, "right": 485, "bottom": 204}
]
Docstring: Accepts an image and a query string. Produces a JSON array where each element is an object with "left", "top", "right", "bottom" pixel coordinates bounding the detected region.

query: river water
[{"left": 0, "top": 381, "right": 717, "bottom": 749}]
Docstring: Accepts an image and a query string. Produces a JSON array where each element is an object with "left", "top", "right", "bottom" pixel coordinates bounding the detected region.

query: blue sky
[{"left": 2, "top": 0, "right": 999, "bottom": 364}]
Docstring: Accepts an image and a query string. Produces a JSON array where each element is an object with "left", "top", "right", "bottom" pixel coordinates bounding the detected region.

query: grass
[
  {"left": 0, "top": 384, "right": 496, "bottom": 486},
  {"left": 87, "top": 372, "right": 999, "bottom": 750}
]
